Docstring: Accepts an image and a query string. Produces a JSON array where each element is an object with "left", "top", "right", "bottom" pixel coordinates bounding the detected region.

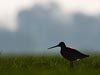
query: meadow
[{"left": 0, "top": 55, "right": 100, "bottom": 75}]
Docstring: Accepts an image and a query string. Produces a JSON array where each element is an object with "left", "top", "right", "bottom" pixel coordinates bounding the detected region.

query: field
[{"left": 0, "top": 55, "right": 100, "bottom": 75}]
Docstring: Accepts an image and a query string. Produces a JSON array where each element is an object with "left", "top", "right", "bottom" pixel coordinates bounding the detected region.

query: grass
[{"left": 0, "top": 55, "right": 100, "bottom": 75}]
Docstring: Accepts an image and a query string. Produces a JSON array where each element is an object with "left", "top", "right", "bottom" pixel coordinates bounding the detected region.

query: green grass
[{"left": 0, "top": 55, "right": 100, "bottom": 75}]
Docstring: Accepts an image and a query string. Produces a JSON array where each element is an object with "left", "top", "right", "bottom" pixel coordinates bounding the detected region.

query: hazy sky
[
  {"left": 0, "top": 0, "right": 48, "bottom": 31},
  {"left": 0, "top": 0, "right": 100, "bottom": 31},
  {"left": 0, "top": 0, "right": 100, "bottom": 54}
]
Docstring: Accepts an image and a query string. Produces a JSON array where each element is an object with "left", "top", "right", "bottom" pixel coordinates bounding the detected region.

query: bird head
[{"left": 48, "top": 42, "right": 66, "bottom": 49}]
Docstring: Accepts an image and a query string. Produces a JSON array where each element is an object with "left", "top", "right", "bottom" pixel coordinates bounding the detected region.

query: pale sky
[
  {"left": 57, "top": 0, "right": 100, "bottom": 14},
  {"left": 0, "top": 0, "right": 100, "bottom": 31}
]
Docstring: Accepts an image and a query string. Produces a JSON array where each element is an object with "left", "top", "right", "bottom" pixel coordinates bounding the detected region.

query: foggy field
[{"left": 0, "top": 55, "right": 100, "bottom": 75}]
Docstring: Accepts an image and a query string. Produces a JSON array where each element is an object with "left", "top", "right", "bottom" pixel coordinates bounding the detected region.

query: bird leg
[{"left": 70, "top": 61, "right": 74, "bottom": 68}]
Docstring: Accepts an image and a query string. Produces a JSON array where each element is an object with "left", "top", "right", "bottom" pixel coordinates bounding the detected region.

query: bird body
[
  {"left": 48, "top": 42, "right": 89, "bottom": 67},
  {"left": 60, "top": 46, "right": 89, "bottom": 61}
]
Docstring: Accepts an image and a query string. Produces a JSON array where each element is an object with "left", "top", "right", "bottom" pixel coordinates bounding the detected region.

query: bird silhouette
[
  {"left": 48, "top": 42, "right": 89, "bottom": 67},
  {"left": 0, "top": 50, "right": 3, "bottom": 55}
]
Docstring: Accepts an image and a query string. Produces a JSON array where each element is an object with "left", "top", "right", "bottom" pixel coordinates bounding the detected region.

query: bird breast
[{"left": 60, "top": 49, "right": 77, "bottom": 61}]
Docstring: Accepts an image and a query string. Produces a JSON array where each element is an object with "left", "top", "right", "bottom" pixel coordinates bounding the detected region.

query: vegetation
[{"left": 0, "top": 55, "right": 100, "bottom": 75}]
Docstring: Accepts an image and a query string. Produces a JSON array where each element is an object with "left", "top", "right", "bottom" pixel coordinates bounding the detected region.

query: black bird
[
  {"left": 0, "top": 50, "right": 3, "bottom": 55},
  {"left": 48, "top": 42, "right": 89, "bottom": 67}
]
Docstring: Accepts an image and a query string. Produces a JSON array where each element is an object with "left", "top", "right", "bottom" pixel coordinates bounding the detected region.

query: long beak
[{"left": 48, "top": 45, "right": 58, "bottom": 49}]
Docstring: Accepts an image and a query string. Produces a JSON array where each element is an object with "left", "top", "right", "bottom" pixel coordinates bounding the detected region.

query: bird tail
[{"left": 86, "top": 55, "right": 89, "bottom": 57}]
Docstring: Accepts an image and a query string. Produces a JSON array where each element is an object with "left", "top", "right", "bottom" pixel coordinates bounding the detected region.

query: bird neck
[{"left": 60, "top": 45, "right": 66, "bottom": 50}]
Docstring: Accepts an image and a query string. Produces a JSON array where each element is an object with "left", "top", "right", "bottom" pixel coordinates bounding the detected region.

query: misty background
[{"left": 0, "top": 2, "right": 100, "bottom": 54}]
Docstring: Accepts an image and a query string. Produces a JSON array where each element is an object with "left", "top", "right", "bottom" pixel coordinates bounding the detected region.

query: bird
[
  {"left": 48, "top": 42, "right": 89, "bottom": 67},
  {"left": 0, "top": 50, "right": 3, "bottom": 55}
]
